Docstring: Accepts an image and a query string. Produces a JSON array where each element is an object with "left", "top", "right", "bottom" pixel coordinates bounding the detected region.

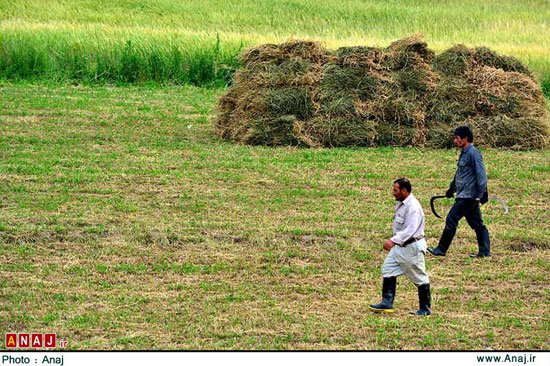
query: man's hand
[
  {"left": 480, "top": 189, "right": 489, "bottom": 204},
  {"left": 445, "top": 188, "right": 455, "bottom": 198},
  {"left": 383, "top": 240, "right": 395, "bottom": 251}
]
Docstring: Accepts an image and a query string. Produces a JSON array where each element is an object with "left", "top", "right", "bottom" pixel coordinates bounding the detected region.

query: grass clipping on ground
[{"left": 215, "top": 35, "right": 549, "bottom": 149}]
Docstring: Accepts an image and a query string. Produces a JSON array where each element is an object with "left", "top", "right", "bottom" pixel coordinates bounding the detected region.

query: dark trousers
[{"left": 437, "top": 198, "right": 491, "bottom": 255}]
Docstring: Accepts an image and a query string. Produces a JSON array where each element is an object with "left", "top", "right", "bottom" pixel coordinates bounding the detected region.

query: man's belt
[{"left": 401, "top": 236, "right": 424, "bottom": 246}]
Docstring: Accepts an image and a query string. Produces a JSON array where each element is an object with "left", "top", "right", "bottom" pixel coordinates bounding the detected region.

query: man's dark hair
[
  {"left": 394, "top": 178, "right": 412, "bottom": 193},
  {"left": 454, "top": 125, "right": 474, "bottom": 143}
]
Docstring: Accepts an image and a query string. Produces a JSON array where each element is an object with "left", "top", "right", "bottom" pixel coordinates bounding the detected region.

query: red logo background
[{"left": 5, "top": 334, "right": 17, "bottom": 348}]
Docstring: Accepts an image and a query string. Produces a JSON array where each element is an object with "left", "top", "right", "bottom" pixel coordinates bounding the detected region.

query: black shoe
[
  {"left": 469, "top": 253, "right": 491, "bottom": 258},
  {"left": 427, "top": 247, "right": 446, "bottom": 256},
  {"left": 409, "top": 284, "right": 431, "bottom": 316},
  {"left": 369, "top": 277, "right": 396, "bottom": 313},
  {"left": 409, "top": 308, "right": 431, "bottom": 316}
]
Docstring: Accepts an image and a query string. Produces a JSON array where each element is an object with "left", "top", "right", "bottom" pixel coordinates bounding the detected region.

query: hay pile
[{"left": 215, "top": 35, "right": 549, "bottom": 149}]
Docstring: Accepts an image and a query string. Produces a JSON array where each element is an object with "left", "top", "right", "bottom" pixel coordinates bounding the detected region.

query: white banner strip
[{"left": 1, "top": 352, "right": 549, "bottom": 366}]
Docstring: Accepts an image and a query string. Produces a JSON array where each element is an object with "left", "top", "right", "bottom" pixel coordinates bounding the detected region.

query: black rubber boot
[
  {"left": 369, "top": 277, "right": 396, "bottom": 313},
  {"left": 409, "top": 283, "right": 431, "bottom": 316}
]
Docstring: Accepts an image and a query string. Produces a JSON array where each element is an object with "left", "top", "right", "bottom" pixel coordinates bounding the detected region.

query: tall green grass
[
  {"left": 0, "top": 29, "right": 244, "bottom": 86},
  {"left": 1, "top": 0, "right": 549, "bottom": 92}
]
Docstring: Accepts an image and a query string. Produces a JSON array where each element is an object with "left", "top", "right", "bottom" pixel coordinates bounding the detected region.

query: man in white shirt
[{"left": 369, "top": 178, "right": 431, "bottom": 316}]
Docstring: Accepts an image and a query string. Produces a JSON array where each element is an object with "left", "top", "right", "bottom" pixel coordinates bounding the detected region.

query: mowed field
[
  {"left": 1, "top": 0, "right": 550, "bottom": 350},
  {"left": 1, "top": 82, "right": 549, "bottom": 349}
]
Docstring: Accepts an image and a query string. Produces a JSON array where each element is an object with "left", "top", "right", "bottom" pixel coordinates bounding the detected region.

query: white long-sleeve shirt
[{"left": 390, "top": 193, "right": 425, "bottom": 245}]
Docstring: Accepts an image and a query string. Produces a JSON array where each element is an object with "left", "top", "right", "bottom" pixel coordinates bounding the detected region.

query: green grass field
[
  {"left": 1, "top": 0, "right": 550, "bottom": 350},
  {"left": 1, "top": 0, "right": 550, "bottom": 93},
  {"left": 1, "top": 82, "right": 549, "bottom": 349}
]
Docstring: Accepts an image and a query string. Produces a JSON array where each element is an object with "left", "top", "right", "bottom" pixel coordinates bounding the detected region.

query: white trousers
[{"left": 381, "top": 239, "right": 429, "bottom": 286}]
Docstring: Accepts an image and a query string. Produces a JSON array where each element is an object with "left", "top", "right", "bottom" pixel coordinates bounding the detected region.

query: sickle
[
  {"left": 488, "top": 195, "right": 509, "bottom": 215},
  {"left": 430, "top": 195, "right": 446, "bottom": 219},
  {"left": 430, "top": 194, "right": 509, "bottom": 219}
]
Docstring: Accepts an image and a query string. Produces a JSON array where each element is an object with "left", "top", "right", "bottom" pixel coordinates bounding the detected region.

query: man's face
[
  {"left": 454, "top": 135, "right": 468, "bottom": 148},
  {"left": 392, "top": 183, "right": 406, "bottom": 201}
]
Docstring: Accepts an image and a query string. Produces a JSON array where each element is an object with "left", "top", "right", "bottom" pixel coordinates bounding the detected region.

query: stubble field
[{"left": 1, "top": 82, "right": 549, "bottom": 349}]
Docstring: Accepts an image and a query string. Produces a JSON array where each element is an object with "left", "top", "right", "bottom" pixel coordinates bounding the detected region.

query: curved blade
[
  {"left": 430, "top": 195, "right": 446, "bottom": 219},
  {"left": 489, "top": 195, "right": 509, "bottom": 215}
]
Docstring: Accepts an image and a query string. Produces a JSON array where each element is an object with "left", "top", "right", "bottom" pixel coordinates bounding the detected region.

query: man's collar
[
  {"left": 400, "top": 193, "right": 414, "bottom": 205},
  {"left": 463, "top": 144, "right": 473, "bottom": 152}
]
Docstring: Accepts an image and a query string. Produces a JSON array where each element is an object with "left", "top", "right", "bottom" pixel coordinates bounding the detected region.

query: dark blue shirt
[{"left": 451, "top": 145, "right": 487, "bottom": 199}]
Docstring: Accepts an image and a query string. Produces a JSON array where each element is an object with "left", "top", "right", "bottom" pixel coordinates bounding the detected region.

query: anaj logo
[{"left": 4, "top": 333, "right": 67, "bottom": 349}]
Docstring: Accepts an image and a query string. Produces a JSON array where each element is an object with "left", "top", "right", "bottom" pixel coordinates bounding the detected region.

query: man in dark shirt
[{"left": 428, "top": 126, "right": 491, "bottom": 258}]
